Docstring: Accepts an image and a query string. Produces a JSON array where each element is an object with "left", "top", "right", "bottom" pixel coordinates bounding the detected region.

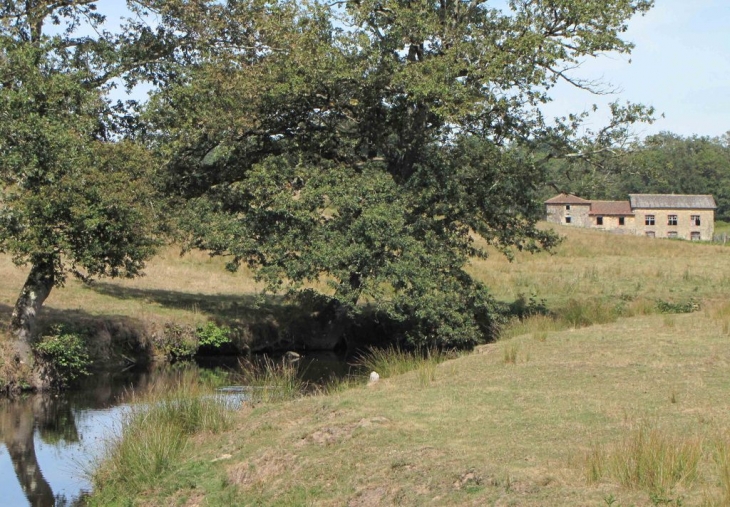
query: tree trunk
[{"left": 9, "top": 257, "right": 55, "bottom": 369}]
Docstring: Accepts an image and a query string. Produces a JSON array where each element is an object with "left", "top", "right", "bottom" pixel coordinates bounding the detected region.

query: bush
[
  {"left": 656, "top": 298, "right": 700, "bottom": 314},
  {"left": 34, "top": 326, "right": 91, "bottom": 387},
  {"left": 153, "top": 323, "right": 198, "bottom": 361},
  {"left": 196, "top": 322, "right": 232, "bottom": 349}
]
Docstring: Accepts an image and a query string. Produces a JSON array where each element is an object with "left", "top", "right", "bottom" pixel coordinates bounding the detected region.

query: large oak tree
[{"left": 145, "top": 0, "right": 655, "bottom": 349}]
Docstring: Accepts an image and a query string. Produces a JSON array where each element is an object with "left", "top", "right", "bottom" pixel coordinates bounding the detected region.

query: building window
[
  {"left": 691, "top": 215, "right": 701, "bottom": 226},
  {"left": 691, "top": 231, "right": 701, "bottom": 241},
  {"left": 565, "top": 216, "right": 572, "bottom": 224},
  {"left": 668, "top": 231, "right": 678, "bottom": 238},
  {"left": 619, "top": 217, "right": 625, "bottom": 226},
  {"left": 645, "top": 215, "right": 655, "bottom": 226},
  {"left": 596, "top": 216, "right": 604, "bottom": 226},
  {"left": 646, "top": 231, "right": 655, "bottom": 238},
  {"left": 668, "top": 215, "right": 678, "bottom": 226},
  {"left": 566, "top": 205, "right": 571, "bottom": 210}
]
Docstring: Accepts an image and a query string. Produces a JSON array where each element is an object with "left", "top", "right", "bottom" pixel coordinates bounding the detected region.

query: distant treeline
[{"left": 541, "top": 132, "right": 730, "bottom": 221}]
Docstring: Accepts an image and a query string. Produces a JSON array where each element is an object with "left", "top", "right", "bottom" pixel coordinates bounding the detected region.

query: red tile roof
[
  {"left": 589, "top": 201, "right": 633, "bottom": 216},
  {"left": 544, "top": 193, "right": 591, "bottom": 205}
]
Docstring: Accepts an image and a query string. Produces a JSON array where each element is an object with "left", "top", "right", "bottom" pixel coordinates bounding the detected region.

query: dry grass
[
  {"left": 470, "top": 224, "right": 730, "bottom": 308},
  {"left": 586, "top": 422, "right": 703, "bottom": 493},
  {"left": 90, "top": 308, "right": 730, "bottom": 506},
  {"left": 78, "top": 225, "right": 730, "bottom": 506}
]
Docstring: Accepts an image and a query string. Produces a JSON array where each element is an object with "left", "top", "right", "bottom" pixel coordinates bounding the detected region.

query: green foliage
[
  {"left": 656, "top": 299, "right": 700, "bottom": 314},
  {"left": 195, "top": 322, "right": 231, "bottom": 349},
  {"left": 145, "top": 0, "right": 652, "bottom": 348},
  {"left": 34, "top": 326, "right": 91, "bottom": 386},
  {"left": 153, "top": 322, "right": 233, "bottom": 360}
]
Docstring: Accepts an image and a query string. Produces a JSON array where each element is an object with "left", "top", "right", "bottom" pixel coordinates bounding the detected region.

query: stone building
[
  {"left": 545, "top": 193, "right": 716, "bottom": 240},
  {"left": 544, "top": 194, "right": 591, "bottom": 227}
]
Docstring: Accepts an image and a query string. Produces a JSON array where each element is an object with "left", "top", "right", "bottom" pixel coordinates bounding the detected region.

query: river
[{"left": 0, "top": 353, "right": 355, "bottom": 507}]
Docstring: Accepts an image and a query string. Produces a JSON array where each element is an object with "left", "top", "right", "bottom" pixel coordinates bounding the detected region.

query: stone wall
[
  {"left": 591, "top": 215, "right": 636, "bottom": 232},
  {"left": 632, "top": 208, "right": 714, "bottom": 240},
  {"left": 546, "top": 203, "right": 591, "bottom": 227}
]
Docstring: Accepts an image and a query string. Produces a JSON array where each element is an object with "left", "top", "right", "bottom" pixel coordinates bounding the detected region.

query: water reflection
[
  {"left": 0, "top": 370, "right": 161, "bottom": 507},
  {"left": 0, "top": 353, "right": 355, "bottom": 506}
]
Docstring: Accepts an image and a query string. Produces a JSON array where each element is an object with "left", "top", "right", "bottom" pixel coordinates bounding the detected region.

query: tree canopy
[
  {"left": 143, "top": 0, "right": 655, "bottom": 348},
  {"left": 0, "top": 1, "right": 165, "bottom": 374}
]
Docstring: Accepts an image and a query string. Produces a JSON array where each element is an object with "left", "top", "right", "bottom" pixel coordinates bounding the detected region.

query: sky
[
  {"left": 541, "top": 0, "right": 730, "bottom": 140},
  {"left": 96, "top": 0, "right": 730, "bottom": 140}
]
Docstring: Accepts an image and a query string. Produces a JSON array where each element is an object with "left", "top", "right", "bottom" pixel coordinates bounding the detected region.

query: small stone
[{"left": 369, "top": 371, "right": 380, "bottom": 384}]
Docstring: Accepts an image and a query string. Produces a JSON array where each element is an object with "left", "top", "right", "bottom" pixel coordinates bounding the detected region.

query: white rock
[{"left": 369, "top": 371, "right": 380, "bottom": 383}]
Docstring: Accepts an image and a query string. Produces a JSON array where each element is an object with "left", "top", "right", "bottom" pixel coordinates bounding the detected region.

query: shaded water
[{"left": 0, "top": 353, "right": 354, "bottom": 507}]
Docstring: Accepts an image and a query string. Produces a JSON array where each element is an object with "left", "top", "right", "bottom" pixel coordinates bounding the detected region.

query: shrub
[
  {"left": 656, "top": 298, "right": 700, "bottom": 314},
  {"left": 153, "top": 323, "right": 198, "bottom": 361},
  {"left": 508, "top": 293, "right": 549, "bottom": 320},
  {"left": 34, "top": 326, "right": 91, "bottom": 387},
  {"left": 196, "top": 322, "right": 232, "bottom": 349}
]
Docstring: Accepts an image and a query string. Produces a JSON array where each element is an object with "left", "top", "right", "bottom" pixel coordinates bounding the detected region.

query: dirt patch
[
  {"left": 297, "top": 417, "right": 390, "bottom": 447},
  {"left": 347, "top": 486, "right": 390, "bottom": 507},
  {"left": 228, "top": 450, "right": 298, "bottom": 488}
]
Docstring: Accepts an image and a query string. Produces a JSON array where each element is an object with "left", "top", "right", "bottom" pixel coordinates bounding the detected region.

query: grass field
[
  {"left": 2, "top": 223, "right": 729, "bottom": 340},
  {"left": 90, "top": 308, "right": 730, "bottom": 506},
  {"left": 76, "top": 224, "right": 730, "bottom": 506}
]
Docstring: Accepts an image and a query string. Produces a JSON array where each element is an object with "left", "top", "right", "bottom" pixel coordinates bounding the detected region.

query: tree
[
  {"left": 0, "top": 1, "right": 166, "bottom": 385},
  {"left": 145, "top": 0, "right": 654, "bottom": 349}
]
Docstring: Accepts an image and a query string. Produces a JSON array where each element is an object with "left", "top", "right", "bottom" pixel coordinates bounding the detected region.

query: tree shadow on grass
[{"left": 85, "top": 282, "right": 297, "bottom": 324}]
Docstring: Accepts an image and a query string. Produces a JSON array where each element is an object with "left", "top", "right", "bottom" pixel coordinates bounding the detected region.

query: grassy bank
[
  {"left": 3, "top": 222, "right": 730, "bottom": 384},
  {"left": 89, "top": 302, "right": 730, "bottom": 506}
]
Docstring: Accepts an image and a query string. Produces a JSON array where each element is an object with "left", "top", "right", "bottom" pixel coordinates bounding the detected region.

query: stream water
[{"left": 0, "top": 353, "right": 353, "bottom": 507}]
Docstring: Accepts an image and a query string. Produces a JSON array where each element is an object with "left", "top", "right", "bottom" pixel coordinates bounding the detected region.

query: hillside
[{"left": 1, "top": 223, "right": 728, "bottom": 341}]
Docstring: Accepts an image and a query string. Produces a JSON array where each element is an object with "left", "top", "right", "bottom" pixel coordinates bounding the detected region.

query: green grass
[
  {"left": 90, "top": 370, "right": 234, "bottom": 503},
  {"left": 586, "top": 422, "right": 702, "bottom": 494},
  {"left": 355, "top": 346, "right": 452, "bottom": 380},
  {"left": 236, "top": 356, "right": 309, "bottom": 403}
]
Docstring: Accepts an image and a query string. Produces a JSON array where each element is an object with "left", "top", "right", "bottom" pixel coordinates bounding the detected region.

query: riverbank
[{"left": 89, "top": 306, "right": 730, "bottom": 506}]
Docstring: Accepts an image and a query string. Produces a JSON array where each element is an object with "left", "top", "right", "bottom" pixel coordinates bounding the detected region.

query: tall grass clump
[
  {"left": 92, "top": 371, "right": 233, "bottom": 496},
  {"left": 586, "top": 423, "right": 702, "bottom": 494},
  {"left": 356, "top": 346, "right": 451, "bottom": 380},
  {"left": 238, "top": 356, "right": 308, "bottom": 403},
  {"left": 712, "top": 435, "right": 730, "bottom": 505}
]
